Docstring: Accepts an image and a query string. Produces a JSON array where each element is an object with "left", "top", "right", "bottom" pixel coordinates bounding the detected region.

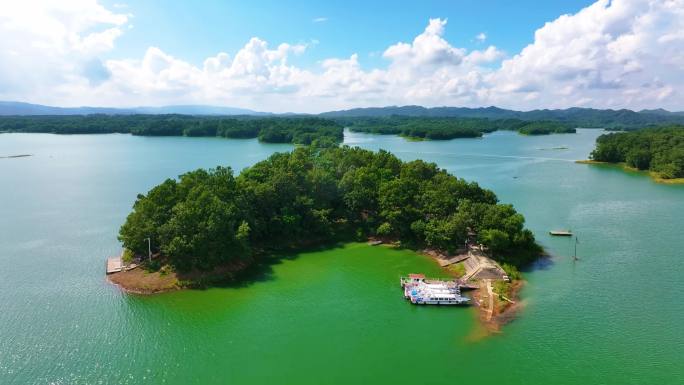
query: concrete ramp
[{"left": 462, "top": 251, "right": 506, "bottom": 281}]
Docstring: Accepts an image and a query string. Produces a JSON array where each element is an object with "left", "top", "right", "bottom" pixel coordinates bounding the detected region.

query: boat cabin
[{"left": 408, "top": 274, "right": 425, "bottom": 282}]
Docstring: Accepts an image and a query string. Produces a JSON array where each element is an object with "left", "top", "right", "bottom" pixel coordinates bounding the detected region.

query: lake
[{"left": 1, "top": 130, "right": 682, "bottom": 384}]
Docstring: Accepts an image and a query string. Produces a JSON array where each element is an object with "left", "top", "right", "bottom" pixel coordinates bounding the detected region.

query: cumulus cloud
[
  {"left": 384, "top": 18, "right": 465, "bottom": 70},
  {"left": 475, "top": 32, "right": 487, "bottom": 42},
  {"left": 1, "top": 0, "right": 683, "bottom": 112},
  {"left": 0, "top": 0, "right": 129, "bottom": 102},
  {"left": 489, "top": 0, "right": 684, "bottom": 109}
]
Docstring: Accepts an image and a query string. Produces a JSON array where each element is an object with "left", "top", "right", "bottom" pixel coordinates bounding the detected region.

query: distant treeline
[
  {"left": 0, "top": 115, "right": 578, "bottom": 143},
  {"left": 0, "top": 115, "right": 343, "bottom": 145},
  {"left": 590, "top": 125, "right": 684, "bottom": 179},
  {"left": 322, "top": 105, "right": 684, "bottom": 130},
  {"left": 338, "top": 116, "right": 575, "bottom": 139},
  {"left": 119, "top": 146, "right": 540, "bottom": 272}
]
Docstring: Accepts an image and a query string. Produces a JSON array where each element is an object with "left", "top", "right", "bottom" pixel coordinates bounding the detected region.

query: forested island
[
  {"left": 517, "top": 121, "right": 576, "bottom": 135},
  {"left": 338, "top": 116, "right": 511, "bottom": 139},
  {"left": 587, "top": 125, "right": 684, "bottom": 182},
  {"left": 338, "top": 116, "right": 576, "bottom": 139},
  {"left": 0, "top": 115, "right": 343, "bottom": 145},
  {"left": 115, "top": 146, "right": 540, "bottom": 290}
]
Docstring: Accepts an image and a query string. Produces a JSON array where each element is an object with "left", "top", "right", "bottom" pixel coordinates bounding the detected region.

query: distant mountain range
[
  {"left": 320, "top": 105, "right": 684, "bottom": 128},
  {"left": 2, "top": 101, "right": 684, "bottom": 128},
  {"left": 0, "top": 101, "right": 267, "bottom": 116}
]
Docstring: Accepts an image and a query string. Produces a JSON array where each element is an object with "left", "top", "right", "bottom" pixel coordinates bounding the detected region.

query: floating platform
[
  {"left": 550, "top": 230, "right": 573, "bottom": 236},
  {"left": 106, "top": 256, "right": 122, "bottom": 274}
]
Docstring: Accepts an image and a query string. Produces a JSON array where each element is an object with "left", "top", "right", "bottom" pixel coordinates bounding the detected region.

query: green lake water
[{"left": 1, "top": 130, "right": 682, "bottom": 384}]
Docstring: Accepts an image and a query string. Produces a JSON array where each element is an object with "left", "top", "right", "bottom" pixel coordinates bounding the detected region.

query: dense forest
[
  {"left": 590, "top": 125, "right": 684, "bottom": 179},
  {"left": 119, "top": 146, "right": 540, "bottom": 272},
  {"left": 0, "top": 115, "right": 343, "bottom": 145},
  {"left": 340, "top": 116, "right": 574, "bottom": 138}
]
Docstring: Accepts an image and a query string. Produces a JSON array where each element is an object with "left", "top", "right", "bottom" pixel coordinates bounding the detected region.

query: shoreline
[
  {"left": 108, "top": 243, "right": 528, "bottom": 333},
  {"left": 471, "top": 279, "right": 525, "bottom": 333},
  {"left": 107, "top": 267, "right": 181, "bottom": 295},
  {"left": 421, "top": 248, "right": 524, "bottom": 333},
  {"left": 106, "top": 257, "right": 253, "bottom": 295},
  {"left": 576, "top": 160, "right": 684, "bottom": 184}
]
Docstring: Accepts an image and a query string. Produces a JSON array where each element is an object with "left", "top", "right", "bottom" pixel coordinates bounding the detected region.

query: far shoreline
[{"left": 576, "top": 160, "right": 684, "bottom": 184}]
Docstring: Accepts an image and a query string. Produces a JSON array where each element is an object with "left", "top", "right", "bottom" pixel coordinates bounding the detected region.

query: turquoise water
[{"left": 1, "top": 130, "right": 682, "bottom": 384}]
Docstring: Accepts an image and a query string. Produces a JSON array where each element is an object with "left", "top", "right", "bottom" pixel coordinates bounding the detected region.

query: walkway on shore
[{"left": 485, "top": 279, "right": 494, "bottom": 321}]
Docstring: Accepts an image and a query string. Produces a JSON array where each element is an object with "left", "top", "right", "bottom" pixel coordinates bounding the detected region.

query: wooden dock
[{"left": 106, "top": 256, "right": 123, "bottom": 274}]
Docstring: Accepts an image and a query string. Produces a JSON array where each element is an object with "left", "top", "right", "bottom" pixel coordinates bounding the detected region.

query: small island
[
  {"left": 580, "top": 125, "right": 684, "bottom": 184},
  {"left": 517, "top": 121, "right": 576, "bottom": 135},
  {"left": 109, "top": 146, "right": 541, "bottom": 327},
  {"left": 341, "top": 116, "right": 576, "bottom": 140}
]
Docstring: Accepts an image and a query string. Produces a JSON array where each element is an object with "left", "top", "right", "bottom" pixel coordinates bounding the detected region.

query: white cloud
[
  {"left": 313, "top": 17, "right": 328, "bottom": 23},
  {"left": 0, "top": 0, "right": 129, "bottom": 102},
  {"left": 489, "top": 0, "right": 684, "bottom": 110},
  {"left": 1, "top": 0, "right": 683, "bottom": 112},
  {"left": 475, "top": 32, "right": 487, "bottom": 42},
  {"left": 383, "top": 18, "right": 466, "bottom": 71},
  {"left": 465, "top": 46, "right": 504, "bottom": 65}
]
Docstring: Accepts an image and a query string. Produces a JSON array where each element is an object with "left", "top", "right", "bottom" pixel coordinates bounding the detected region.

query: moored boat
[
  {"left": 409, "top": 291, "right": 470, "bottom": 305},
  {"left": 400, "top": 274, "right": 470, "bottom": 306}
]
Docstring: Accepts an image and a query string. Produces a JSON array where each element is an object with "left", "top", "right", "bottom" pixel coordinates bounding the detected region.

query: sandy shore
[
  {"left": 422, "top": 249, "right": 524, "bottom": 333},
  {"left": 107, "top": 268, "right": 180, "bottom": 294},
  {"left": 471, "top": 279, "right": 525, "bottom": 333},
  {"left": 107, "top": 258, "right": 252, "bottom": 295}
]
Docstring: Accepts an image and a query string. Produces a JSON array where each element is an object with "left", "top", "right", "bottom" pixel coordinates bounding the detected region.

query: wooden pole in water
[{"left": 573, "top": 236, "right": 579, "bottom": 262}]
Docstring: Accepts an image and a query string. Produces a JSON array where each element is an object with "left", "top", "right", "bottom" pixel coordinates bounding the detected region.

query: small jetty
[
  {"left": 106, "top": 256, "right": 123, "bottom": 274},
  {"left": 400, "top": 274, "right": 470, "bottom": 306},
  {"left": 550, "top": 230, "right": 573, "bottom": 236}
]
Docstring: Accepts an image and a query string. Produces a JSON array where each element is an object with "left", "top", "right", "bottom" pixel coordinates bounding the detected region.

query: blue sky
[
  {"left": 102, "top": 0, "right": 594, "bottom": 69},
  {"left": 1, "top": 0, "right": 682, "bottom": 112}
]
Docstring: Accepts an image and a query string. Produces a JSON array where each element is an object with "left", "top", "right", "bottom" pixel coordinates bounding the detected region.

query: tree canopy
[
  {"left": 590, "top": 125, "right": 684, "bottom": 179},
  {"left": 119, "top": 146, "right": 540, "bottom": 272}
]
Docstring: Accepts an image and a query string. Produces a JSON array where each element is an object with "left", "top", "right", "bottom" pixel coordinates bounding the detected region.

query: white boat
[
  {"left": 401, "top": 274, "right": 470, "bottom": 306},
  {"left": 410, "top": 292, "right": 470, "bottom": 306}
]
